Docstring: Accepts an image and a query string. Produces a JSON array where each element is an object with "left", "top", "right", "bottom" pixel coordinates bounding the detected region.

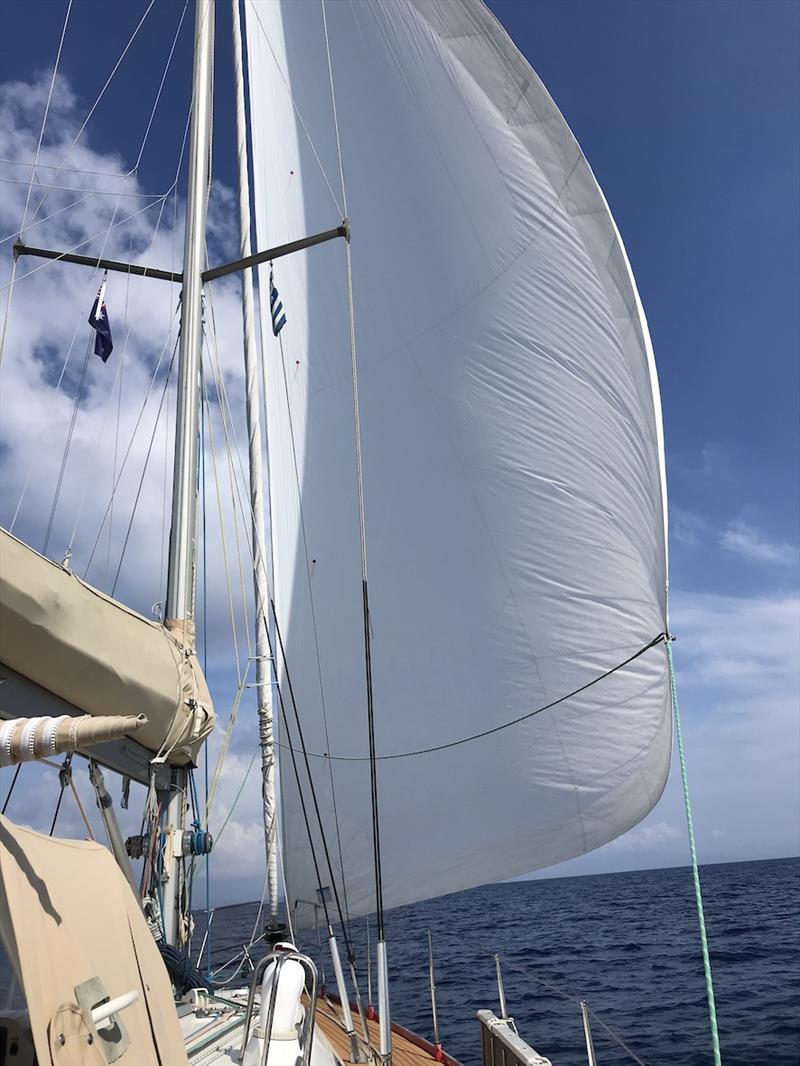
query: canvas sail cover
[
  {"left": 0, "top": 529, "right": 214, "bottom": 765},
  {"left": 0, "top": 814, "right": 188, "bottom": 1065},
  {"left": 245, "top": 0, "right": 670, "bottom": 920}
]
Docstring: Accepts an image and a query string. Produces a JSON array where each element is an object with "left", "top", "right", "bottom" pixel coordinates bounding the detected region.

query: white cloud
[
  {"left": 0, "top": 72, "right": 274, "bottom": 903},
  {"left": 670, "top": 505, "right": 707, "bottom": 547},
  {"left": 609, "top": 820, "right": 681, "bottom": 851},
  {"left": 720, "top": 518, "right": 797, "bottom": 565},
  {"left": 700, "top": 443, "right": 733, "bottom": 481}
]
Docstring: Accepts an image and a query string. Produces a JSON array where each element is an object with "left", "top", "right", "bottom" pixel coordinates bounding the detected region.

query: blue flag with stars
[{"left": 88, "top": 277, "right": 113, "bottom": 362}]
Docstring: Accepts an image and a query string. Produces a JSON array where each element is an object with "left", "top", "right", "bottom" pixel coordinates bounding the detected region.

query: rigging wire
[
  {"left": 68, "top": 284, "right": 178, "bottom": 560},
  {"left": 106, "top": 234, "right": 134, "bottom": 583},
  {"left": 0, "top": 176, "right": 164, "bottom": 199},
  {"left": 40, "top": 149, "right": 138, "bottom": 555},
  {"left": 83, "top": 301, "right": 182, "bottom": 576},
  {"left": 200, "top": 357, "right": 245, "bottom": 686},
  {"left": 200, "top": 298, "right": 359, "bottom": 957},
  {"left": 8, "top": 305, "right": 88, "bottom": 532},
  {"left": 203, "top": 285, "right": 253, "bottom": 657},
  {"left": 0, "top": 0, "right": 72, "bottom": 369},
  {"left": 277, "top": 632, "right": 668, "bottom": 762},
  {"left": 501, "top": 959, "right": 650, "bottom": 1066},
  {"left": 42, "top": 333, "right": 93, "bottom": 555},
  {"left": 0, "top": 158, "right": 142, "bottom": 179},
  {"left": 24, "top": 0, "right": 157, "bottom": 227},
  {"left": 321, "top": 0, "right": 386, "bottom": 941},
  {"left": 274, "top": 326, "right": 353, "bottom": 936},
  {"left": 244, "top": 0, "right": 344, "bottom": 218},
  {"left": 0, "top": 194, "right": 168, "bottom": 292},
  {"left": 6, "top": 76, "right": 188, "bottom": 543},
  {"left": 0, "top": 192, "right": 103, "bottom": 248},
  {"left": 111, "top": 341, "right": 179, "bottom": 594}
]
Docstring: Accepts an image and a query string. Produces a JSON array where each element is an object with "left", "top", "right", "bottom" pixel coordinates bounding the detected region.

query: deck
[{"left": 314, "top": 995, "right": 463, "bottom": 1066}]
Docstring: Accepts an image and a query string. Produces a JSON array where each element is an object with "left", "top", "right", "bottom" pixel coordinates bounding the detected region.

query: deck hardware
[
  {"left": 580, "top": 1001, "right": 597, "bottom": 1066},
  {"left": 427, "top": 930, "right": 443, "bottom": 1062},
  {"left": 239, "top": 949, "right": 318, "bottom": 1066}
]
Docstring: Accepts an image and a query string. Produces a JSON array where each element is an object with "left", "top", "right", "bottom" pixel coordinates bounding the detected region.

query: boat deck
[
  {"left": 178, "top": 987, "right": 463, "bottom": 1066},
  {"left": 315, "top": 995, "right": 462, "bottom": 1066}
]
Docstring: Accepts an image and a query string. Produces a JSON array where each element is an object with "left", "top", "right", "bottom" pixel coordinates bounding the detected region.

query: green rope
[{"left": 666, "top": 639, "right": 722, "bottom": 1066}]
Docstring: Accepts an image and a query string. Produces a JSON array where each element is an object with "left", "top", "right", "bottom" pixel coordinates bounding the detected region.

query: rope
[
  {"left": 666, "top": 639, "right": 722, "bottom": 1066},
  {"left": 208, "top": 710, "right": 257, "bottom": 844},
  {"left": 205, "top": 670, "right": 252, "bottom": 826},
  {"left": 68, "top": 773, "right": 96, "bottom": 841},
  {"left": 279, "top": 633, "right": 668, "bottom": 762},
  {"left": 1, "top": 765, "right": 22, "bottom": 815}
]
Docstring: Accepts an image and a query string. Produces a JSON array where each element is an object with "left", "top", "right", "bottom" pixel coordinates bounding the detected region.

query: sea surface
[{"left": 199, "top": 858, "right": 799, "bottom": 1066}]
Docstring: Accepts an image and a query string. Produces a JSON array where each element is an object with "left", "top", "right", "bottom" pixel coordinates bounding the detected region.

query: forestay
[{"left": 245, "top": 0, "right": 670, "bottom": 921}]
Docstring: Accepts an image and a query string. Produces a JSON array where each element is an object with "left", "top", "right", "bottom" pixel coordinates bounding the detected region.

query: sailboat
[{"left": 0, "top": 1, "right": 716, "bottom": 1064}]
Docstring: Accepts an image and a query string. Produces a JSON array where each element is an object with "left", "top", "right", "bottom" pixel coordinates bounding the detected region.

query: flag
[
  {"left": 269, "top": 269, "right": 286, "bottom": 337},
  {"left": 88, "top": 278, "right": 113, "bottom": 362}
]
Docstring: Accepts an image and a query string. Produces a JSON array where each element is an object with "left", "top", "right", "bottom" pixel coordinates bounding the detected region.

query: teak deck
[{"left": 314, "top": 996, "right": 463, "bottom": 1066}]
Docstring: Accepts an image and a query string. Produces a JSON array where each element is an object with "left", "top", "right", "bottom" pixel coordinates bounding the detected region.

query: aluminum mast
[
  {"left": 160, "top": 0, "right": 214, "bottom": 948},
  {"left": 230, "top": 0, "right": 279, "bottom": 922}
]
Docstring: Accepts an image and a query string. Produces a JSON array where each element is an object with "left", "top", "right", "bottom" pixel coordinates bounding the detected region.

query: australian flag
[
  {"left": 269, "top": 268, "right": 286, "bottom": 337},
  {"left": 88, "top": 278, "right": 113, "bottom": 362}
]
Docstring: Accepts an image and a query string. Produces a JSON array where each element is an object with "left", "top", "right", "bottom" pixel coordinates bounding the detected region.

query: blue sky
[{"left": 0, "top": 0, "right": 797, "bottom": 903}]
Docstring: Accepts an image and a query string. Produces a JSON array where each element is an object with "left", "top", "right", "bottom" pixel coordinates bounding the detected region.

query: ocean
[{"left": 199, "top": 857, "right": 799, "bottom": 1066}]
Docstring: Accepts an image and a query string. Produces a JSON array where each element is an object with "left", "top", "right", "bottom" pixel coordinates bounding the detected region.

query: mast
[
  {"left": 161, "top": 0, "right": 214, "bottom": 949},
  {"left": 230, "top": 0, "right": 279, "bottom": 922}
]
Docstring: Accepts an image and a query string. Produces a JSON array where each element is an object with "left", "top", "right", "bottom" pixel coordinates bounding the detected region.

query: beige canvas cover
[
  {"left": 0, "top": 813, "right": 188, "bottom": 1065},
  {"left": 0, "top": 529, "right": 213, "bottom": 764}
]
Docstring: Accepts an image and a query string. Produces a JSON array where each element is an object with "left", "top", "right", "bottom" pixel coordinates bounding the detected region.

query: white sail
[{"left": 245, "top": 0, "right": 670, "bottom": 920}]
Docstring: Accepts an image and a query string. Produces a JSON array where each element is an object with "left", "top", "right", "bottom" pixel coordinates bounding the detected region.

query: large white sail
[{"left": 245, "top": 0, "right": 670, "bottom": 921}]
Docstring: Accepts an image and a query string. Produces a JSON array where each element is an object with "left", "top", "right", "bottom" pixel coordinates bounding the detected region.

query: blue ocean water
[{"left": 202, "top": 858, "right": 799, "bottom": 1066}]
